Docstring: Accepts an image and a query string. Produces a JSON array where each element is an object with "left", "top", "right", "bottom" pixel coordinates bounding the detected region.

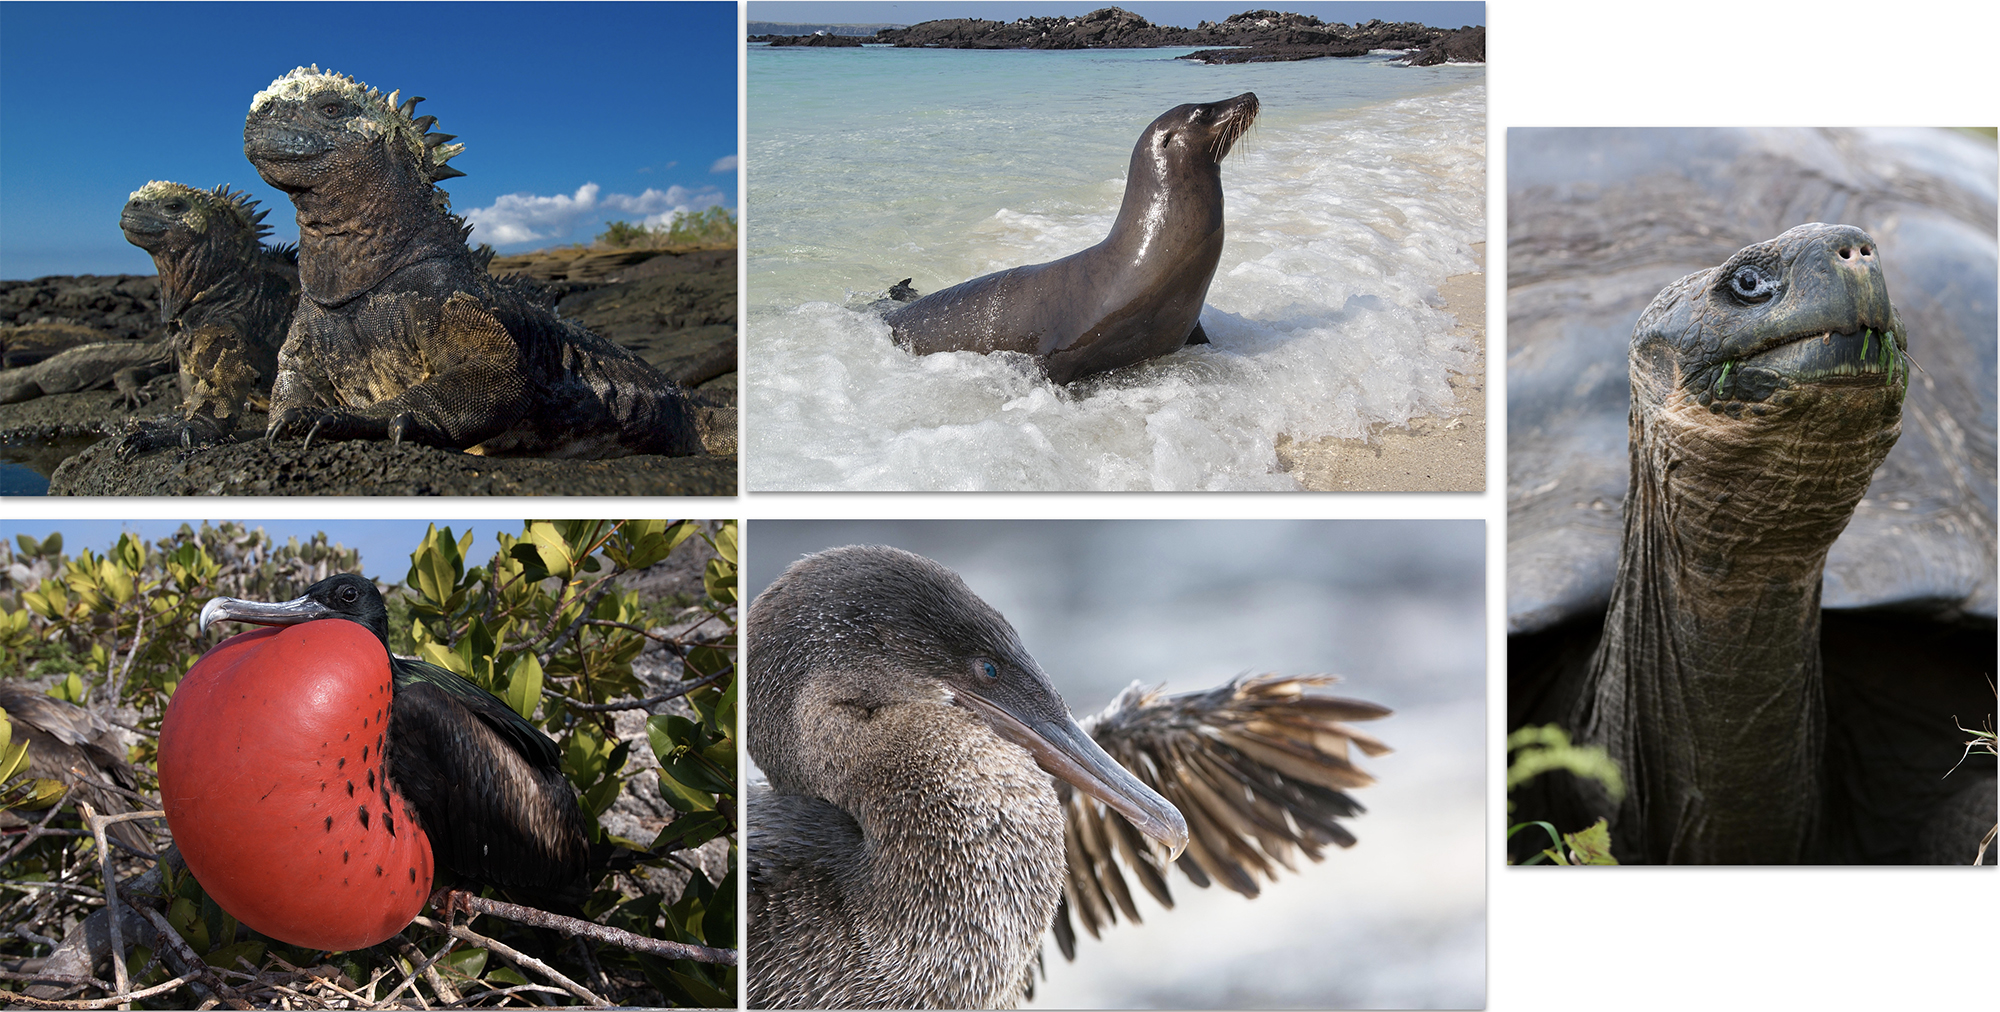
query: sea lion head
[{"left": 1143, "top": 92, "right": 1259, "bottom": 167}]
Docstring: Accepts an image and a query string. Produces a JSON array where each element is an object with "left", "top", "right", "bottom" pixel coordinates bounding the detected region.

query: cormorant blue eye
[{"left": 981, "top": 660, "right": 998, "bottom": 680}]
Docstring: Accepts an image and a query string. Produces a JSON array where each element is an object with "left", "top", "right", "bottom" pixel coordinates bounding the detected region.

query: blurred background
[{"left": 748, "top": 519, "right": 1485, "bottom": 1009}]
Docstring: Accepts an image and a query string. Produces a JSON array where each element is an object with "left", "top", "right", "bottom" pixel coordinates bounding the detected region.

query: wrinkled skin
[
  {"left": 1508, "top": 129, "right": 1997, "bottom": 865},
  {"left": 1581, "top": 224, "right": 1907, "bottom": 863},
  {"left": 242, "top": 68, "right": 700, "bottom": 458},
  {"left": 116, "top": 182, "right": 299, "bottom": 453},
  {"left": 887, "top": 93, "right": 1256, "bottom": 385}
]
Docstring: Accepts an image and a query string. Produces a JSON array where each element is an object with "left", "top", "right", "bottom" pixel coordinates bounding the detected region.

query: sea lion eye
[{"left": 1729, "top": 265, "right": 1775, "bottom": 301}]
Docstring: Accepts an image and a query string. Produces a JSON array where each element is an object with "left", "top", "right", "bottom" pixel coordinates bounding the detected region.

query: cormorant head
[
  {"left": 199, "top": 573, "right": 391, "bottom": 646},
  {"left": 749, "top": 545, "right": 1189, "bottom": 858}
]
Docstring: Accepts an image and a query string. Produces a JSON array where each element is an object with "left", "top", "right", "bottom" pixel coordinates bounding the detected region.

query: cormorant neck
[{"left": 833, "top": 703, "right": 1066, "bottom": 1009}]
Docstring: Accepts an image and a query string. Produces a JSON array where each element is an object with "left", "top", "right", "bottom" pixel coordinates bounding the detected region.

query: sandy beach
[{"left": 1279, "top": 242, "right": 1486, "bottom": 491}]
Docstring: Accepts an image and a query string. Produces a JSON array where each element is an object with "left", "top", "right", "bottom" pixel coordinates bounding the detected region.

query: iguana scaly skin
[
  {"left": 0, "top": 340, "right": 174, "bottom": 406},
  {"left": 117, "top": 181, "right": 301, "bottom": 452},
  {"left": 242, "top": 66, "right": 700, "bottom": 457}
]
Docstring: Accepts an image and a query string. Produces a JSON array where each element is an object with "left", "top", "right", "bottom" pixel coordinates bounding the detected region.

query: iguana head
[
  {"left": 243, "top": 66, "right": 466, "bottom": 211},
  {"left": 121, "top": 181, "right": 271, "bottom": 260}
]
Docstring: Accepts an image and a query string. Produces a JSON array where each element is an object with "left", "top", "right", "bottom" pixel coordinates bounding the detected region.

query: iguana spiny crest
[
  {"left": 250, "top": 66, "right": 467, "bottom": 210},
  {"left": 126, "top": 181, "right": 276, "bottom": 245}
]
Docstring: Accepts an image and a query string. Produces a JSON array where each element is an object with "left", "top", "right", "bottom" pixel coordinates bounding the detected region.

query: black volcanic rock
[
  {"left": 2, "top": 246, "right": 739, "bottom": 493},
  {"left": 753, "top": 33, "right": 865, "bottom": 47},
  {"left": 1404, "top": 26, "right": 1485, "bottom": 66},
  {"left": 867, "top": 7, "right": 1473, "bottom": 64}
]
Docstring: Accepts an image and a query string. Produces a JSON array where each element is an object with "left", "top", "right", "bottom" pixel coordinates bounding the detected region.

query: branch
[
  {"left": 536, "top": 575, "right": 620, "bottom": 667},
  {"left": 76, "top": 804, "right": 127, "bottom": 999},
  {"left": 0, "top": 802, "right": 70, "bottom": 865},
  {"left": 134, "top": 904, "right": 253, "bottom": 1010},
  {"left": 0, "top": 972, "right": 197, "bottom": 1010},
  {"left": 408, "top": 915, "right": 607, "bottom": 1006},
  {"left": 443, "top": 893, "right": 736, "bottom": 966},
  {"left": 545, "top": 663, "right": 733, "bottom": 713}
]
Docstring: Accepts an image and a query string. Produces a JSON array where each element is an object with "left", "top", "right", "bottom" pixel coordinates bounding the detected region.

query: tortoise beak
[
  {"left": 199, "top": 594, "right": 335, "bottom": 635},
  {"left": 958, "top": 690, "right": 1190, "bottom": 859}
]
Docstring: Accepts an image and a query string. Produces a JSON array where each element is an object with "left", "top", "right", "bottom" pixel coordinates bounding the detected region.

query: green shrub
[{"left": 1, "top": 520, "right": 738, "bottom": 1007}]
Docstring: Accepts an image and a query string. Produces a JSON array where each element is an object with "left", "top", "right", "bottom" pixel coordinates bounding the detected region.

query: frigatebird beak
[
  {"left": 957, "top": 690, "right": 1191, "bottom": 860},
  {"left": 199, "top": 594, "right": 336, "bottom": 634}
]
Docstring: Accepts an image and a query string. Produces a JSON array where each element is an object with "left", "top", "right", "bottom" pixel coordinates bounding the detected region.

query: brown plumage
[
  {"left": 0, "top": 685, "right": 154, "bottom": 852},
  {"left": 1053, "top": 674, "right": 1390, "bottom": 958}
]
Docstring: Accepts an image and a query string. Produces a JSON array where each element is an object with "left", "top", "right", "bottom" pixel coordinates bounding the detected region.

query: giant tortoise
[{"left": 1507, "top": 128, "right": 1996, "bottom": 864}]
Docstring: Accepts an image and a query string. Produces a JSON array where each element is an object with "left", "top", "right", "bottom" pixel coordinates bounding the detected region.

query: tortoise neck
[{"left": 1582, "top": 386, "right": 1892, "bottom": 862}]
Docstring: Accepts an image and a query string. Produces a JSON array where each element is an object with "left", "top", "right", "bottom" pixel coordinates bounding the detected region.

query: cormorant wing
[
  {"left": 387, "top": 658, "right": 587, "bottom": 894},
  {"left": 1050, "top": 673, "right": 1391, "bottom": 960}
]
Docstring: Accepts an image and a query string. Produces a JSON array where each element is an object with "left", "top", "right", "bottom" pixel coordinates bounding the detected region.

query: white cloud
[
  {"left": 710, "top": 154, "right": 739, "bottom": 174},
  {"left": 463, "top": 182, "right": 728, "bottom": 247}
]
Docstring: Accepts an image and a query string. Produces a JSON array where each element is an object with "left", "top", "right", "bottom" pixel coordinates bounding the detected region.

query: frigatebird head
[
  {"left": 749, "top": 545, "right": 1190, "bottom": 859},
  {"left": 199, "top": 573, "right": 391, "bottom": 645}
]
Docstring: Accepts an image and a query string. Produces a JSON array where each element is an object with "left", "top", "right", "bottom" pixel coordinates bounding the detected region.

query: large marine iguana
[
  {"left": 116, "top": 181, "right": 301, "bottom": 452},
  {"left": 241, "top": 66, "right": 700, "bottom": 457}
]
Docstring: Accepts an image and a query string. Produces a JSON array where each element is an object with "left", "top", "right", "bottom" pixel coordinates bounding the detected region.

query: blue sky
[
  {"left": 0, "top": 2, "right": 739, "bottom": 278},
  {"left": 2, "top": 519, "right": 520, "bottom": 582},
  {"left": 750, "top": 2, "right": 1485, "bottom": 28}
]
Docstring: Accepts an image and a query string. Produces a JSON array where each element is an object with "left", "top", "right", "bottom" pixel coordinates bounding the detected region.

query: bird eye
[
  {"left": 1729, "top": 265, "right": 1775, "bottom": 301},
  {"left": 341, "top": 586, "right": 358, "bottom": 602},
  {"left": 980, "top": 660, "right": 998, "bottom": 680}
]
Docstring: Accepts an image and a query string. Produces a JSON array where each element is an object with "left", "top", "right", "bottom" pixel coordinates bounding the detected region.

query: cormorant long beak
[
  {"left": 199, "top": 594, "right": 336, "bottom": 635},
  {"left": 958, "top": 691, "right": 1191, "bottom": 860}
]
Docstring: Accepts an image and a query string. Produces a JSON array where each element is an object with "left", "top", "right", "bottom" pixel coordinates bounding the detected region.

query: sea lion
[{"left": 886, "top": 92, "right": 1258, "bottom": 385}]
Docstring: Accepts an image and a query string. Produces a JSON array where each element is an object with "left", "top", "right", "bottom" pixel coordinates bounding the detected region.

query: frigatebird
[
  {"left": 161, "top": 573, "right": 587, "bottom": 950},
  {"left": 747, "top": 546, "right": 1389, "bottom": 1009},
  {"left": 0, "top": 685, "right": 153, "bottom": 852}
]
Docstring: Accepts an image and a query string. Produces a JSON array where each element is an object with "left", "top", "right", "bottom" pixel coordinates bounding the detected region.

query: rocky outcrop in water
[
  {"left": 863, "top": 8, "right": 1483, "bottom": 63},
  {"left": 752, "top": 33, "right": 865, "bottom": 47}
]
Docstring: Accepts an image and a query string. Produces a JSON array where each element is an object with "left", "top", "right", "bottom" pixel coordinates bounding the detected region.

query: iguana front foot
[
  {"left": 116, "top": 415, "right": 233, "bottom": 459},
  {"left": 268, "top": 406, "right": 389, "bottom": 450}
]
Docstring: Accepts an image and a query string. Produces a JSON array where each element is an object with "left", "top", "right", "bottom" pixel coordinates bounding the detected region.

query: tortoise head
[{"left": 1626, "top": 222, "right": 1907, "bottom": 573}]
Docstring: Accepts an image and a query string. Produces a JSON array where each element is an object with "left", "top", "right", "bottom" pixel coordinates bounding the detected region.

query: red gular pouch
[{"left": 160, "top": 620, "right": 433, "bottom": 951}]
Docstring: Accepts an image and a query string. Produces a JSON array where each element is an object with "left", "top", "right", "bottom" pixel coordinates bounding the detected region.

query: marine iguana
[
  {"left": 242, "top": 66, "right": 700, "bottom": 457},
  {"left": 116, "top": 181, "right": 301, "bottom": 453},
  {"left": 0, "top": 340, "right": 173, "bottom": 407}
]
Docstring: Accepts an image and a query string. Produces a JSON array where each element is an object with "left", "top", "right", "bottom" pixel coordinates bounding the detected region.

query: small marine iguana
[
  {"left": 0, "top": 339, "right": 174, "bottom": 406},
  {"left": 116, "top": 181, "right": 301, "bottom": 453},
  {"left": 242, "top": 66, "right": 700, "bottom": 457}
]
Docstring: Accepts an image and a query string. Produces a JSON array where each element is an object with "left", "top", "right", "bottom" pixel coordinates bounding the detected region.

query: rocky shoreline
[
  {"left": 0, "top": 243, "right": 737, "bottom": 495},
  {"left": 752, "top": 7, "right": 1484, "bottom": 65}
]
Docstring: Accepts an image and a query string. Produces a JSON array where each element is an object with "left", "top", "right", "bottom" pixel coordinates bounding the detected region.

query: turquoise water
[{"left": 746, "top": 45, "right": 1485, "bottom": 491}]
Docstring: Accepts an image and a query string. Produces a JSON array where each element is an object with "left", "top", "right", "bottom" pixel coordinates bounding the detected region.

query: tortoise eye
[{"left": 1729, "top": 265, "right": 1776, "bottom": 301}]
